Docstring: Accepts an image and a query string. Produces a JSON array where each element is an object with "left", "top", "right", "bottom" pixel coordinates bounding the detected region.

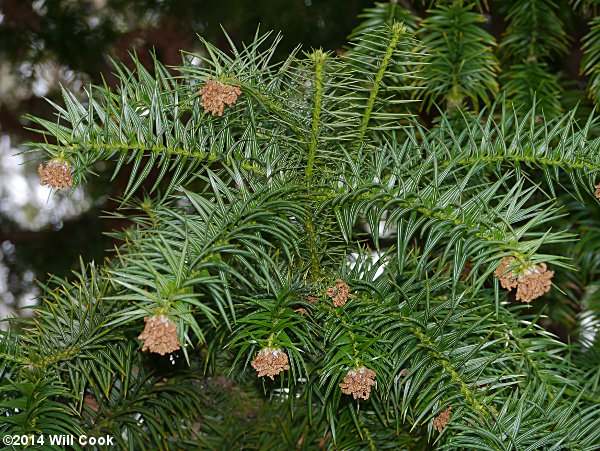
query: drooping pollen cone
[
  {"left": 514, "top": 263, "right": 554, "bottom": 303},
  {"left": 494, "top": 257, "right": 519, "bottom": 290},
  {"left": 494, "top": 257, "right": 554, "bottom": 303},
  {"left": 138, "top": 315, "right": 181, "bottom": 355},
  {"left": 595, "top": 183, "right": 600, "bottom": 201},
  {"left": 251, "top": 347, "right": 290, "bottom": 380},
  {"left": 433, "top": 406, "right": 452, "bottom": 432},
  {"left": 326, "top": 279, "right": 356, "bottom": 307},
  {"left": 339, "top": 366, "right": 376, "bottom": 400},
  {"left": 199, "top": 77, "right": 242, "bottom": 116},
  {"left": 38, "top": 161, "right": 73, "bottom": 190}
]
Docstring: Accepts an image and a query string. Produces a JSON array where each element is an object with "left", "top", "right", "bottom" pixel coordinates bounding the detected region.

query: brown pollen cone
[
  {"left": 199, "top": 77, "right": 242, "bottom": 116},
  {"left": 326, "top": 279, "right": 356, "bottom": 307},
  {"left": 138, "top": 315, "right": 181, "bottom": 355},
  {"left": 339, "top": 366, "right": 376, "bottom": 400},
  {"left": 251, "top": 347, "right": 290, "bottom": 380},
  {"left": 494, "top": 257, "right": 554, "bottom": 303},
  {"left": 595, "top": 183, "right": 600, "bottom": 201},
  {"left": 494, "top": 257, "right": 519, "bottom": 290},
  {"left": 38, "top": 161, "right": 73, "bottom": 190},
  {"left": 433, "top": 406, "right": 452, "bottom": 432},
  {"left": 514, "top": 263, "right": 554, "bottom": 303}
]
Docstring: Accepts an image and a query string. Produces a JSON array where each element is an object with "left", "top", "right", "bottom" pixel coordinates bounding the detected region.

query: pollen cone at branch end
[
  {"left": 434, "top": 406, "right": 452, "bottom": 432},
  {"left": 251, "top": 347, "right": 290, "bottom": 380},
  {"left": 138, "top": 315, "right": 181, "bottom": 355},
  {"left": 339, "top": 366, "right": 376, "bottom": 400},
  {"left": 494, "top": 257, "right": 554, "bottom": 303},
  {"left": 326, "top": 279, "right": 356, "bottom": 307},
  {"left": 199, "top": 77, "right": 242, "bottom": 116},
  {"left": 38, "top": 161, "right": 73, "bottom": 190}
]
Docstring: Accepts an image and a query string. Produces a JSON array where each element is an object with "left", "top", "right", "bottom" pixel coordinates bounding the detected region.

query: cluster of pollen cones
[
  {"left": 433, "top": 406, "right": 452, "bottom": 432},
  {"left": 38, "top": 161, "right": 73, "bottom": 190},
  {"left": 138, "top": 315, "right": 181, "bottom": 355},
  {"left": 251, "top": 347, "right": 290, "bottom": 380},
  {"left": 199, "top": 77, "right": 242, "bottom": 116},
  {"left": 339, "top": 366, "right": 376, "bottom": 400},
  {"left": 494, "top": 257, "right": 554, "bottom": 303},
  {"left": 326, "top": 279, "right": 356, "bottom": 307}
]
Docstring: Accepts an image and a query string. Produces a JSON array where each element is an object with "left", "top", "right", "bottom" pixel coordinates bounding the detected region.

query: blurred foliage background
[{"left": 0, "top": 0, "right": 597, "bottom": 338}]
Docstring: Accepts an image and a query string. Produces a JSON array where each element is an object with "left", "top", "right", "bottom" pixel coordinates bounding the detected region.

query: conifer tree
[{"left": 1, "top": 1, "right": 600, "bottom": 449}]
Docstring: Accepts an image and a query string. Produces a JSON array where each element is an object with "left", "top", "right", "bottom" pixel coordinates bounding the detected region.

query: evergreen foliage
[
  {"left": 1, "top": 1, "right": 600, "bottom": 449},
  {"left": 418, "top": 3, "right": 499, "bottom": 110},
  {"left": 582, "top": 15, "right": 600, "bottom": 105}
]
